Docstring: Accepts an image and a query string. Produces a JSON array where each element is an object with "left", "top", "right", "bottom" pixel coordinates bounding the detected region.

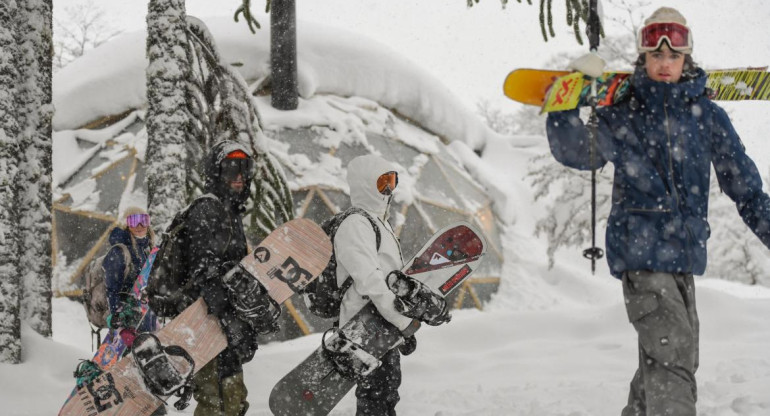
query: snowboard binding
[
  {"left": 321, "top": 328, "right": 381, "bottom": 380},
  {"left": 386, "top": 270, "right": 451, "bottom": 326},
  {"left": 73, "top": 359, "right": 104, "bottom": 387},
  {"left": 132, "top": 333, "right": 195, "bottom": 411},
  {"left": 222, "top": 264, "right": 281, "bottom": 334}
]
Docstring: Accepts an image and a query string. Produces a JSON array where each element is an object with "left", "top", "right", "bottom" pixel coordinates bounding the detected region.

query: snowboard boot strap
[
  {"left": 222, "top": 265, "right": 282, "bottom": 333},
  {"left": 321, "top": 328, "right": 381, "bottom": 380},
  {"left": 73, "top": 359, "right": 103, "bottom": 387},
  {"left": 132, "top": 333, "right": 195, "bottom": 410},
  {"left": 392, "top": 282, "right": 451, "bottom": 326}
]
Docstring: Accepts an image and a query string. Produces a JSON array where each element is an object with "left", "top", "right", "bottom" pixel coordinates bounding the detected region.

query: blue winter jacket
[
  {"left": 546, "top": 67, "right": 770, "bottom": 278},
  {"left": 103, "top": 226, "right": 156, "bottom": 331}
]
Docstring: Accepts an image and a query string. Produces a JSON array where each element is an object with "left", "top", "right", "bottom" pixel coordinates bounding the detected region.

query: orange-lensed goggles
[
  {"left": 637, "top": 22, "right": 692, "bottom": 53},
  {"left": 376, "top": 171, "right": 398, "bottom": 195}
]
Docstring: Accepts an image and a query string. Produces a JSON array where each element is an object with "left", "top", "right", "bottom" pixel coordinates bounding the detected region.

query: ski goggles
[
  {"left": 127, "top": 213, "right": 150, "bottom": 228},
  {"left": 377, "top": 171, "right": 398, "bottom": 195},
  {"left": 637, "top": 22, "right": 692, "bottom": 53},
  {"left": 220, "top": 157, "right": 255, "bottom": 181}
]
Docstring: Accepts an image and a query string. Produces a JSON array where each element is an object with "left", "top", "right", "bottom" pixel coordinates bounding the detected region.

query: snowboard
[
  {"left": 503, "top": 67, "right": 770, "bottom": 113},
  {"left": 63, "top": 248, "right": 161, "bottom": 408},
  {"left": 269, "top": 222, "right": 486, "bottom": 416},
  {"left": 59, "top": 217, "right": 332, "bottom": 416}
]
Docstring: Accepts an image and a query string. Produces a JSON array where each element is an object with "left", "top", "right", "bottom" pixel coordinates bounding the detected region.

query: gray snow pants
[{"left": 621, "top": 271, "right": 699, "bottom": 416}]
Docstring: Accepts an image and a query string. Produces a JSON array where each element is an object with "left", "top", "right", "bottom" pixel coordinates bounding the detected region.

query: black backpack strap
[
  {"left": 345, "top": 207, "right": 381, "bottom": 251},
  {"left": 334, "top": 207, "right": 383, "bottom": 312}
]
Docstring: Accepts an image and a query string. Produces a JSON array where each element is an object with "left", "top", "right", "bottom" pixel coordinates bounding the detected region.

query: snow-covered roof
[{"left": 53, "top": 17, "right": 494, "bottom": 150}]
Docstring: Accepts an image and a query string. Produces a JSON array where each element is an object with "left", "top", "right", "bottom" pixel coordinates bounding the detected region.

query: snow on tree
[
  {"left": 185, "top": 17, "right": 292, "bottom": 237},
  {"left": 0, "top": 0, "right": 22, "bottom": 364},
  {"left": 15, "top": 0, "right": 54, "bottom": 338},
  {"left": 145, "top": 1, "right": 292, "bottom": 234},
  {"left": 145, "top": 0, "right": 192, "bottom": 229}
]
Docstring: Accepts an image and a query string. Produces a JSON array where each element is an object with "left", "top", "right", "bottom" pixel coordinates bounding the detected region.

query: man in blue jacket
[{"left": 546, "top": 7, "right": 770, "bottom": 416}]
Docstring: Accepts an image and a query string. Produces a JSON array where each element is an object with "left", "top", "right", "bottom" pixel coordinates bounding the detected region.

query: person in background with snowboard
[
  {"left": 545, "top": 7, "right": 770, "bottom": 416},
  {"left": 149, "top": 141, "right": 277, "bottom": 416},
  {"left": 103, "top": 206, "right": 167, "bottom": 411},
  {"left": 104, "top": 206, "right": 159, "bottom": 343},
  {"left": 335, "top": 154, "right": 450, "bottom": 415}
]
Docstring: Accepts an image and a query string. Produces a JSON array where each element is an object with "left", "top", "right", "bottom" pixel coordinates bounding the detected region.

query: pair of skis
[{"left": 503, "top": 67, "right": 770, "bottom": 113}]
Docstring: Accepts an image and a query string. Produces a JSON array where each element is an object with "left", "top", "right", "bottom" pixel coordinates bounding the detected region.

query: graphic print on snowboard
[
  {"left": 269, "top": 222, "right": 486, "bottom": 416},
  {"left": 59, "top": 218, "right": 332, "bottom": 416}
]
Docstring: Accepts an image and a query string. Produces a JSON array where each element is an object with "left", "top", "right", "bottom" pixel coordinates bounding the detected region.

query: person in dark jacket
[
  {"left": 175, "top": 140, "right": 272, "bottom": 416},
  {"left": 545, "top": 7, "right": 770, "bottom": 416},
  {"left": 104, "top": 206, "right": 158, "bottom": 339}
]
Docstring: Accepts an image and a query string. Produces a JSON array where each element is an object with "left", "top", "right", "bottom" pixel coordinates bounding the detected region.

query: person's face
[
  {"left": 128, "top": 222, "right": 148, "bottom": 238},
  {"left": 229, "top": 173, "right": 244, "bottom": 193},
  {"left": 644, "top": 44, "right": 685, "bottom": 83},
  {"left": 127, "top": 213, "right": 149, "bottom": 238}
]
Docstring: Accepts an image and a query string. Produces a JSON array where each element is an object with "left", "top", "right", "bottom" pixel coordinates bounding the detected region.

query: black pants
[{"left": 355, "top": 348, "right": 401, "bottom": 416}]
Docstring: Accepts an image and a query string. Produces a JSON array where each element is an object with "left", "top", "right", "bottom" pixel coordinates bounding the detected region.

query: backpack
[
  {"left": 147, "top": 194, "right": 226, "bottom": 318},
  {"left": 302, "top": 207, "right": 381, "bottom": 320},
  {"left": 82, "top": 243, "right": 131, "bottom": 329}
]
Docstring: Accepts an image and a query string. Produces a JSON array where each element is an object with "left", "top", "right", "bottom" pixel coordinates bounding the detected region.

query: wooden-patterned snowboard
[{"left": 59, "top": 218, "right": 331, "bottom": 416}]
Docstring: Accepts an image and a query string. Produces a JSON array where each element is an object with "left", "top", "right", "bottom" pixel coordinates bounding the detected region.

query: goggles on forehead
[
  {"left": 377, "top": 171, "right": 398, "bottom": 195},
  {"left": 637, "top": 22, "right": 692, "bottom": 53},
  {"left": 220, "top": 157, "right": 255, "bottom": 181},
  {"left": 127, "top": 213, "right": 150, "bottom": 228}
]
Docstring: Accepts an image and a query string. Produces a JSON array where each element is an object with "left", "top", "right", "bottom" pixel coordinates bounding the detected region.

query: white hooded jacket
[{"left": 335, "top": 155, "right": 414, "bottom": 332}]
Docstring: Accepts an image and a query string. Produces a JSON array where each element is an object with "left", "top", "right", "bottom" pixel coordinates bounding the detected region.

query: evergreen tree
[
  {"left": 0, "top": 0, "right": 22, "bottom": 364},
  {"left": 145, "top": 0, "right": 192, "bottom": 229},
  {"left": 146, "top": 1, "right": 292, "bottom": 236},
  {"left": 186, "top": 17, "right": 293, "bottom": 237},
  {"left": 16, "top": 0, "right": 53, "bottom": 338}
]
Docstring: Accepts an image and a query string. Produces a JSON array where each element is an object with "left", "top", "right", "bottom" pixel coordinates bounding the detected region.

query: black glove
[
  {"left": 218, "top": 310, "right": 258, "bottom": 363},
  {"left": 399, "top": 335, "right": 417, "bottom": 356},
  {"left": 201, "top": 279, "right": 230, "bottom": 318}
]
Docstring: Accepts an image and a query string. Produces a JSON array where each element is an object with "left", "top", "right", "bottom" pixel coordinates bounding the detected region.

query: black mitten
[
  {"left": 201, "top": 280, "right": 230, "bottom": 318},
  {"left": 399, "top": 335, "right": 417, "bottom": 356}
]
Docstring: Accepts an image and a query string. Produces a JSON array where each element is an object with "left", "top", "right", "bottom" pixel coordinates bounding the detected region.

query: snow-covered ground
[{"left": 5, "top": 264, "right": 770, "bottom": 415}]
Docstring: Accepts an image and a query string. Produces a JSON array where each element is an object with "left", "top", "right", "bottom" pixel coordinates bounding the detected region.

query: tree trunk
[
  {"left": 270, "top": 0, "right": 298, "bottom": 110},
  {"left": 16, "top": 0, "right": 54, "bottom": 338},
  {"left": 146, "top": 0, "right": 192, "bottom": 228},
  {"left": 0, "top": 0, "right": 23, "bottom": 364}
]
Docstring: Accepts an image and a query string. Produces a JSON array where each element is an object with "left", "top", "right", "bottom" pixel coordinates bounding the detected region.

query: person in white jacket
[{"left": 334, "top": 154, "right": 419, "bottom": 416}]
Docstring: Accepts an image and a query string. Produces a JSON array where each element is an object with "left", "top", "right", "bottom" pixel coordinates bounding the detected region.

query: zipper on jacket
[
  {"left": 664, "top": 96, "right": 693, "bottom": 270},
  {"left": 663, "top": 98, "right": 681, "bottom": 208},
  {"left": 626, "top": 207, "right": 671, "bottom": 214}
]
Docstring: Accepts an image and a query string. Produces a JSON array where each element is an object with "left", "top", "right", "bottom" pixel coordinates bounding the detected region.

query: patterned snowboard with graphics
[
  {"left": 62, "top": 248, "right": 161, "bottom": 409},
  {"left": 59, "top": 218, "right": 332, "bottom": 416},
  {"left": 269, "top": 222, "right": 486, "bottom": 416},
  {"left": 503, "top": 67, "right": 770, "bottom": 113}
]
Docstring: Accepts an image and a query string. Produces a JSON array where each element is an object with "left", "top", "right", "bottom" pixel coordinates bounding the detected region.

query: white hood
[{"left": 346, "top": 154, "right": 397, "bottom": 218}]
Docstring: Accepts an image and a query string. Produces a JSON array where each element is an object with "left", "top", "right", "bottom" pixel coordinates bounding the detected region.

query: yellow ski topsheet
[
  {"left": 706, "top": 70, "right": 770, "bottom": 100},
  {"left": 503, "top": 68, "right": 770, "bottom": 112}
]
